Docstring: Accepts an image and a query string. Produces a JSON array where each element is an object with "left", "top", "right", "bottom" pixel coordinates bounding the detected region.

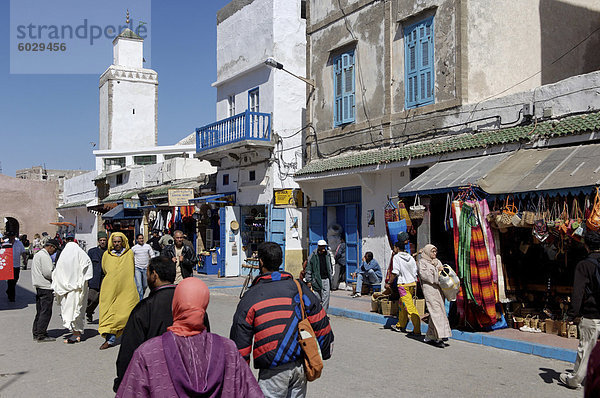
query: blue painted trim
[
  {"left": 207, "top": 285, "right": 244, "bottom": 290},
  {"left": 327, "top": 307, "right": 576, "bottom": 363},
  {"left": 195, "top": 110, "right": 271, "bottom": 153}
]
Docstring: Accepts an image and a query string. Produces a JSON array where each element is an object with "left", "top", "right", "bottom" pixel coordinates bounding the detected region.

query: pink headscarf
[{"left": 168, "top": 278, "right": 210, "bottom": 337}]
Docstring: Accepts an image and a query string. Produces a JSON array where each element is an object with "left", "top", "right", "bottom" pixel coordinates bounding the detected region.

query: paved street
[{"left": 0, "top": 272, "right": 582, "bottom": 397}]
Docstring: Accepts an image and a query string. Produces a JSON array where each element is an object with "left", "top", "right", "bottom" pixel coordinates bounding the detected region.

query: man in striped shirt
[{"left": 230, "top": 242, "right": 334, "bottom": 398}]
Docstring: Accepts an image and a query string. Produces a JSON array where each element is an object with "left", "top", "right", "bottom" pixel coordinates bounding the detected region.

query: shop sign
[
  {"left": 168, "top": 188, "right": 195, "bottom": 206},
  {"left": 123, "top": 199, "right": 140, "bottom": 209},
  {"left": 274, "top": 189, "right": 304, "bottom": 208}
]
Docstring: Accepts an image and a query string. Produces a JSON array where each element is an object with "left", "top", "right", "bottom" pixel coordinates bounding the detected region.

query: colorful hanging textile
[
  {"left": 0, "top": 247, "right": 14, "bottom": 280},
  {"left": 384, "top": 201, "right": 399, "bottom": 249},
  {"left": 458, "top": 204, "right": 474, "bottom": 302},
  {"left": 476, "top": 200, "right": 498, "bottom": 283},
  {"left": 469, "top": 226, "right": 497, "bottom": 327}
]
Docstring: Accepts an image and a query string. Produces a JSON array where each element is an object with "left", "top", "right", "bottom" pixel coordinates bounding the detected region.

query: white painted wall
[
  {"left": 114, "top": 37, "right": 143, "bottom": 68},
  {"left": 111, "top": 80, "right": 156, "bottom": 150},
  {"left": 59, "top": 207, "right": 98, "bottom": 250},
  {"left": 62, "top": 171, "right": 98, "bottom": 204},
  {"left": 216, "top": 0, "right": 274, "bottom": 83},
  {"left": 224, "top": 205, "right": 242, "bottom": 276},
  {"left": 94, "top": 144, "right": 197, "bottom": 172}
]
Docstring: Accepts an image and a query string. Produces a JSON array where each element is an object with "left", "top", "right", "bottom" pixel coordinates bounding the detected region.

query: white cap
[{"left": 317, "top": 239, "right": 328, "bottom": 246}]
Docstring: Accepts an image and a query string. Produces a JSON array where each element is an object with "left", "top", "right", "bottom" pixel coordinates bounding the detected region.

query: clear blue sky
[{"left": 0, "top": 0, "right": 231, "bottom": 176}]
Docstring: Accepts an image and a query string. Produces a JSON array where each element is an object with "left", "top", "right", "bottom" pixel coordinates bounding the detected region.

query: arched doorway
[{"left": 4, "top": 217, "right": 19, "bottom": 236}]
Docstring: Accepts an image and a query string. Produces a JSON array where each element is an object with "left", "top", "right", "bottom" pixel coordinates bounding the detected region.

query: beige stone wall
[
  {"left": 0, "top": 175, "right": 58, "bottom": 237},
  {"left": 466, "top": 0, "right": 600, "bottom": 103}
]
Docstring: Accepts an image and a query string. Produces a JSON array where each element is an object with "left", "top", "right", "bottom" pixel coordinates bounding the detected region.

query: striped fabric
[
  {"left": 230, "top": 272, "right": 333, "bottom": 369},
  {"left": 453, "top": 202, "right": 497, "bottom": 329},
  {"left": 469, "top": 226, "right": 497, "bottom": 327}
]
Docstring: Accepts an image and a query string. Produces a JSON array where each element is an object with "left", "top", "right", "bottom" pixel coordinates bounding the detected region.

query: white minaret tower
[{"left": 98, "top": 11, "right": 158, "bottom": 150}]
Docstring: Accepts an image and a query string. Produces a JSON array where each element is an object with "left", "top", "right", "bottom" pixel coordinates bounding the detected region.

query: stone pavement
[
  {"left": 199, "top": 274, "right": 578, "bottom": 361},
  {"left": 0, "top": 270, "right": 582, "bottom": 397}
]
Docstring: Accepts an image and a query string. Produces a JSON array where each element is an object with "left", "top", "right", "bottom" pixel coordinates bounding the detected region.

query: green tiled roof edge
[{"left": 296, "top": 112, "right": 600, "bottom": 176}]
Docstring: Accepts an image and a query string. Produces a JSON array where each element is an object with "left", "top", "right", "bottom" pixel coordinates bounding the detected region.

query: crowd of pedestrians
[{"left": 8, "top": 224, "right": 600, "bottom": 396}]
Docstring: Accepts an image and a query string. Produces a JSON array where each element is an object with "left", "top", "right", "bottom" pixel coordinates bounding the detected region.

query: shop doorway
[
  {"left": 309, "top": 186, "right": 361, "bottom": 284},
  {"left": 4, "top": 217, "right": 19, "bottom": 236}
]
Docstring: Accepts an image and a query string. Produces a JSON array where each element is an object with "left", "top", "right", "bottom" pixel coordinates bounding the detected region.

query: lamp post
[{"left": 265, "top": 57, "right": 315, "bottom": 88}]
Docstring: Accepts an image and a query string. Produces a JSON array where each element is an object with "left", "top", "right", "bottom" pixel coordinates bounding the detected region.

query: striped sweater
[{"left": 230, "top": 271, "right": 334, "bottom": 369}]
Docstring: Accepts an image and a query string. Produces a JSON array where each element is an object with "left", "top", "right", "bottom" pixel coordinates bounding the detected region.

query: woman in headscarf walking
[
  {"left": 418, "top": 244, "right": 451, "bottom": 348},
  {"left": 116, "top": 277, "right": 263, "bottom": 398}
]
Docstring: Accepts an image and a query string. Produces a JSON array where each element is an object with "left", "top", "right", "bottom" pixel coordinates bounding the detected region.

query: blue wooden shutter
[
  {"left": 405, "top": 17, "right": 434, "bottom": 108},
  {"left": 418, "top": 18, "right": 434, "bottom": 105},
  {"left": 309, "top": 207, "right": 326, "bottom": 255},
  {"left": 333, "top": 57, "right": 343, "bottom": 126},
  {"left": 341, "top": 52, "right": 355, "bottom": 124},
  {"left": 268, "top": 204, "right": 286, "bottom": 270},
  {"left": 344, "top": 204, "right": 359, "bottom": 283}
]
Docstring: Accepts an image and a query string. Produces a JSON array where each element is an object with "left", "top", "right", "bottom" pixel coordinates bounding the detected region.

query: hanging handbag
[
  {"left": 558, "top": 201, "right": 570, "bottom": 235},
  {"left": 570, "top": 198, "right": 584, "bottom": 240},
  {"left": 511, "top": 200, "right": 523, "bottom": 227},
  {"left": 438, "top": 265, "right": 460, "bottom": 301},
  {"left": 409, "top": 194, "right": 426, "bottom": 220},
  {"left": 293, "top": 280, "right": 323, "bottom": 382},
  {"left": 498, "top": 196, "right": 517, "bottom": 228},
  {"left": 522, "top": 197, "right": 537, "bottom": 225},
  {"left": 587, "top": 187, "right": 600, "bottom": 232}
]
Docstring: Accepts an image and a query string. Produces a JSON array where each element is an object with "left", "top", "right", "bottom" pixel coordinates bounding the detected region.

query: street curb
[
  {"left": 328, "top": 307, "right": 577, "bottom": 363},
  {"left": 208, "top": 285, "right": 244, "bottom": 290}
]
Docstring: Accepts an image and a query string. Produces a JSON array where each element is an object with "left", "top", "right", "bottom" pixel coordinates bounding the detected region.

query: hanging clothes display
[{"left": 453, "top": 196, "right": 497, "bottom": 329}]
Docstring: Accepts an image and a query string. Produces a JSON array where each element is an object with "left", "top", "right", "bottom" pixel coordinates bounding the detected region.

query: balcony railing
[{"left": 196, "top": 110, "right": 271, "bottom": 153}]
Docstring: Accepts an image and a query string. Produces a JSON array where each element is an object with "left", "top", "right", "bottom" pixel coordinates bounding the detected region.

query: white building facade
[{"left": 195, "top": 0, "right": 307, "bottom": 276}]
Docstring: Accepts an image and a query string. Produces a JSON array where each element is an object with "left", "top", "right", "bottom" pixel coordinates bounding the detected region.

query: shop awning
[
  {"left": 397, "top": 152, "right": 512, "bottom": 197},
  {"left": 56, "top": 200, "right": 94, "bottom": 210},
  {"left": 102, "top": 204, "right": 142, "bottom": 220},
  {"left": 189, "top": 193, "right": 229, "bottom": 203},
  {"left": 477, "top": 144, "right": 600, "bottom": 195}
]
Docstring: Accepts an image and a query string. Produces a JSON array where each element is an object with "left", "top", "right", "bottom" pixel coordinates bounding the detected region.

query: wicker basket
[{"left": 409, "top": 194, "right": 426, "bottom": 220}]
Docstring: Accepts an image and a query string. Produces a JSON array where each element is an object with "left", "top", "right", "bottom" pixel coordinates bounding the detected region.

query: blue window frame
[
  {"left": 248, "top": 88, "right": 259, "bottom": 113},
  {"left": 404, "top": 16, "right": 434, "bottom": 109},
  {"left": 333, "top": 50, "right": 355, "bottom": 126}
]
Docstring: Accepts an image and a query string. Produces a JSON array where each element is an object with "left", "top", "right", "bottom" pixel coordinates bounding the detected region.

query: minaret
[{"left": 98, "top": 11, "right": 158, "bottom": 151}]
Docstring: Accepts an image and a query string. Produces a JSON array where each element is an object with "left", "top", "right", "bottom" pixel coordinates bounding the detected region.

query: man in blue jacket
[{"left": 352, "top": 251, "right": 383, "bottom": 298}]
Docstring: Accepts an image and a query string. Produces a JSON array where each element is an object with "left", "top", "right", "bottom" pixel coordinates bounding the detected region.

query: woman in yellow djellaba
[{"left": 98, "top": 232, "right": 139, "bottom": 350}]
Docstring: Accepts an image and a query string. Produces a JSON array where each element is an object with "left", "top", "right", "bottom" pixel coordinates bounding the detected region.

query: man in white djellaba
[{"left": 51, "top": 233, "right": 93, "bottom": 344}]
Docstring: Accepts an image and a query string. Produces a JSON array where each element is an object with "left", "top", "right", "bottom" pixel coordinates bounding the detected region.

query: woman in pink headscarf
[{"left": 116, "top": 278, "right": 263, "bottom": 398}]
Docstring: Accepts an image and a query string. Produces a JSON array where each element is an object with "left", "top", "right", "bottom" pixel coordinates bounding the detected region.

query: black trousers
[
  {"left": 86, "top": 287, "right": 100, "bottom": 318},
  {"left": 32, "top": 288, "right": 53, "bottom": 338},
  {"left": 6, "top": 267, "right": 20, "bottom": 301}
]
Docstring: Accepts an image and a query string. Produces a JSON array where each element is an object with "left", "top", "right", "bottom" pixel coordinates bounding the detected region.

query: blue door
[
  {"left": 309, "top": 206, "right": 326, "bottom": 255},
  {"left": 344, "top": 204, "right": 360, "bottom": 283},
  {"left": 268, "top": 204, "right": 286, "bottom": 270},
  {"left": 219, "top": 207, "right": 226, "bottom": 276}
]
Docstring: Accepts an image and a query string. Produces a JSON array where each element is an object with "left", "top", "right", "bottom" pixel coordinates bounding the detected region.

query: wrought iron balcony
[{"left": 196, "top": 110, "right": 272, "bottom": 157}]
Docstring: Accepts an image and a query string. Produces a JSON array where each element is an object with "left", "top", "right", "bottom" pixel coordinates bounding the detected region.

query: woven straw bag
[{"left": 409, "top": 194, "right": 426, "bottom": 220}]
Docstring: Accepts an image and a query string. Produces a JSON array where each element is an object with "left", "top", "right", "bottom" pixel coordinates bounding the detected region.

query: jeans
[
  {"left": 258, "top": 360, "right": 307, "bottom": 398},
  {"left": 396, "top": 284, "right": 421, "bottom": 334},
  {"left": 105, "top": 333, "right": 116, "bottom": 345},
  {"left": 563, "top": 317, "right": 600, "bottom": 386},
  {"left": 356, "top": 269, "right": 381, "bottom": 293},
  {"left": 314, "top": 279, "right": 330, "bottom": 312},
  {"left": 332, "top": 263, "right": 346, "bottom": 290},
  {"left": 134, "top": 267, "right": 148, "bottom": 300},
  {"left": 32, "top": 288, "right": 53, "bottom": 338},
  {"left": 6, "top": 267, "right": 20, "bottom": 301}
]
